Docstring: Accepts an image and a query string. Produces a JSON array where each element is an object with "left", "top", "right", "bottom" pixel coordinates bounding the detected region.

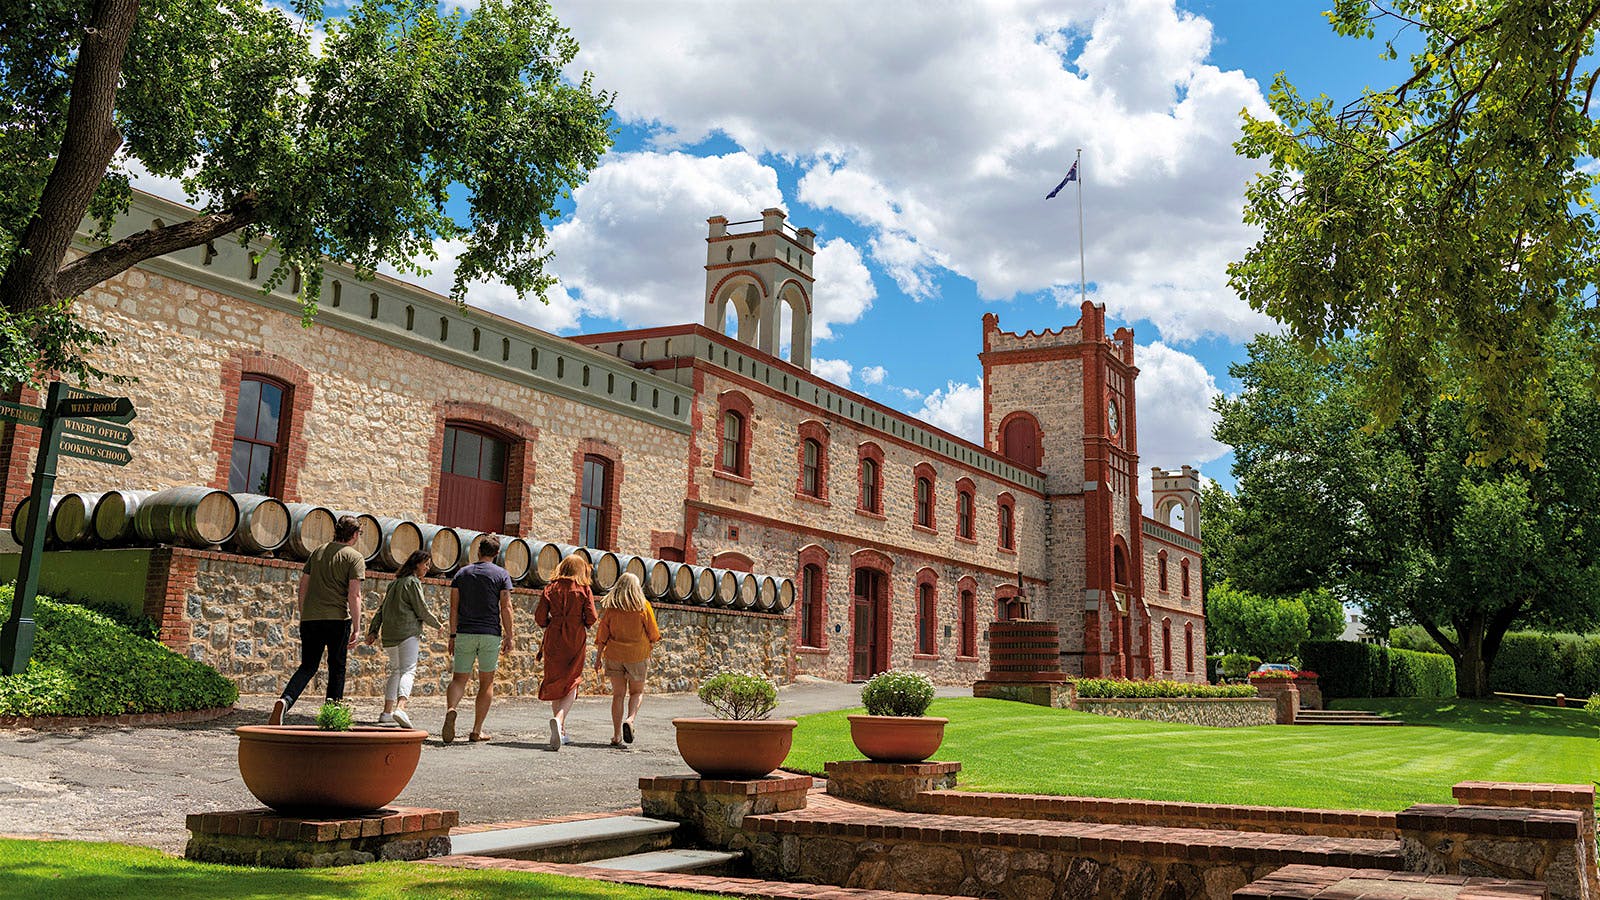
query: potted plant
[
  {"left": 672, "top": 671, "right": 797, "bottom": 779},
  {"left": 235, "top": 702, "right": 427, "bottom": 814},
  {"left": 848, "top": 670, "right": 946, "bottom": 763}
]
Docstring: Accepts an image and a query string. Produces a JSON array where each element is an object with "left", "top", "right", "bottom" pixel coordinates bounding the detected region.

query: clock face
[{"left": 1107, "top": 398, "right": 1120, "bottom": 435}]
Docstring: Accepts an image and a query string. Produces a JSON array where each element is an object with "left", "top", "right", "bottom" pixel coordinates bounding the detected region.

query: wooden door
[
  {"left": 438, "top": 425, "right": 508, "bottom": 534},
  {"left": 852, "top": 568, "right": 881, "bottom": 682}
]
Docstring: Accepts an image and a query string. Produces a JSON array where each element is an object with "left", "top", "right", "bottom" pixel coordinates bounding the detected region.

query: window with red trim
[
  {"left": 715, "top": 391, "right": 754, "bottom": 479},
  {"left": 801, "top": 438, "right": 822, "bottom": 496},
  {"left": 857, "top": 444, "right": 885, "bottom": 516},
  {"left": 580, "top": 455, "right": 611, "bottom": 549},
  {"left": 1181, "top": 559, "right": 1191, "bottom": 598},
  {"left": 917, "top": 582, "right": 936, "bottom": 655},
  {"left": 721, "top": 411, "right": 744, "bottom": 472},
  {"left": 959, "top": 589, "right": 976, "bottom": 656},
  {"left": 229, "top": 376, "right": 287, "bottom": 495},
  {"left": 800, "top": 563, "right": 824, "bottom": 647},
  {"left": 1162, "top": 619, "right": 1173, "bottom": 671},
  {"left": 915, "top": 476, "right": 932, "bottom": 527},
  {"left": 957, "top": 487, "right": 974, "bottom": 539},
  {"left": 1185, "top": 623, "right": 1195, "bottom": 673},
  {"left": 997, "top": 498, "right": 1015, "bottom": 550},
  {"left": 439, "top": 423, "right": 510, "bottom": 533},
  {"left": 1158, "top": 550, "right": 1169, "bottom": 591}
]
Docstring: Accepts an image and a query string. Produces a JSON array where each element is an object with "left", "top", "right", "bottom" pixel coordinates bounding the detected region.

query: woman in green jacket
[{"left": 365, "top": 550, "right": 443, "bottom": 728}]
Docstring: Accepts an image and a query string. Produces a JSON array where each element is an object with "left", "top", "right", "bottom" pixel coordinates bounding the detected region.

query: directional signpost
[{"left": 1, "top": 381, "right": 136, "bottom": 675}]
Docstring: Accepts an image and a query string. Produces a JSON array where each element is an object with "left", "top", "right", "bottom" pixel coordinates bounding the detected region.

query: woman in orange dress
[{"left": 535, "top": 553, "right": 597, "bottom": 751}]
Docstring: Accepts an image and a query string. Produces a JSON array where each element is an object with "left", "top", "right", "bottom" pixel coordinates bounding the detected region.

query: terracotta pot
[
  {"left": 848, "top": 714, "right": 949, "bottom": 763},
  {"left": 236, "top": 725, "right": 426, "bottom": 814},
  {"left": 672, "top": 717, "right": 798, "bottom": 779}
]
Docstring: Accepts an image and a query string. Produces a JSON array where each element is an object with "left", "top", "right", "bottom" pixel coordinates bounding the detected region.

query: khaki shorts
[
  {"left": 603, "top": 658, "right": 649, "bottom": 681},
  {"left": 453, "top": 633, "right": 501, "bottom": 674}
]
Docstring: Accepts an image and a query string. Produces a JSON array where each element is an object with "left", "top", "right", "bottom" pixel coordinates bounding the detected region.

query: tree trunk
[
  {"left": 0, "top": 0, "right": 141, "bottom": 316},
  {"left": 1454, "top": 615, "right": 1491, "bottom": 698}
]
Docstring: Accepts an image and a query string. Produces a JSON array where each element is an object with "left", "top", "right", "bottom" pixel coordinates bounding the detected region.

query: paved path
[{"left": 0, "top": 679, "right": 961, "bottom": 853}]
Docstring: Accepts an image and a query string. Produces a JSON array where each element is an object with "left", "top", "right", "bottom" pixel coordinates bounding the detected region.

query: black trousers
[{"left": 280, "top": 619, "right": 351, "bottom": 707}]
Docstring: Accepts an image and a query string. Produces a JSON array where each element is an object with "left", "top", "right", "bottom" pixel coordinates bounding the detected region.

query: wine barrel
[
  {"left": 590, "top": 550, "right": 622, "bottom": 592},
  {"left": 661, "top": 561, "right": 696, "bottom": 602},
  {"left": 686, "top": 565, "right": 718, "bottom": 605},
  {"left": 613, "top": 554, "right": 648, "bottom": 588},
  {"left": 733, "top": 572, "right": 760, "bottom": 610},
  {"left": 135, "top": 486, "right": 239, "bottom": 547},
  {"left": 529, "top": 541, "right": 565, "bottom": 585},
  {"left": 450, "top": 529, "right": 483, "bottom": 570},
  {"left": 498, "top": 537, "right": 532, "bottom": 582},
  {"left": 51, "top": 491, "right": 104, "bottom": 546},
  {"left": 332, "top": 511, "right": 382, "bottom": 562},
  {"left": 11, "top": 496, "right": 62, "bottom": 547},
  {"left": 755, "top": 574, "right": 780, "bottom": 612},
  {"left": 777, "top": 577, "right": 796, "bottom": 612},
  {"left": 707, "top": 568, "right": 740, "bottom": 607},
  {"left": 283, "top": 504, "right": 336, "bottom": 559},
  {"left": 374, "top": 517, "right": 423, "bottom": 570},
  {"left": 641, "top": 558, "right": 672, "bottom": 599},
  {"left": 229, "top": 493, "right": 291, "bottom": 554},
  {"left": 414, "top": 523, "right": 461, "bottom": 574},
  {"left": 93, "top": 489, "right": 152, "bottom": 543}
]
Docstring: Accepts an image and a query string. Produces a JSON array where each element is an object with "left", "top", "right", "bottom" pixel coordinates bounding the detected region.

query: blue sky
[{"left": 169, "top": 2, "right": 1416, "bottom": 496}]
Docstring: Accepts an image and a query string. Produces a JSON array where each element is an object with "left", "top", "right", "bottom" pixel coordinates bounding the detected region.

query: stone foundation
[
  {"left": 638, "top": 772, "right": 812, "bottom": 851},
  {"left": 824, "top": 760, "right": 961, "bottom": 808},
  {"left": 184, "top": 806, "right": 457, "bottom": 868},
  {"left": 1397, "top": 804, "right": 1588, "bottom": 900},
  {"left": 972, "top": 679, "right": 1074, "bottom": 707},
  {"left": 1452, "top": 782, "right": 1597, "bottom": 900},
  {"left": 1071, "top": 697, "right": 1278, "bottom": 727}
]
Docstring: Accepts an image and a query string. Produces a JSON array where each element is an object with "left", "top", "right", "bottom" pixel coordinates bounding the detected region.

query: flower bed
[{"left": 1073, "top": 678, "right": 1260, "bottom": 699}]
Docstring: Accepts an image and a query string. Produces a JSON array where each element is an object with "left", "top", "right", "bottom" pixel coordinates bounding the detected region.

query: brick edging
[{"left": 0, "top": 705, "right": 236, "bottom": 731}]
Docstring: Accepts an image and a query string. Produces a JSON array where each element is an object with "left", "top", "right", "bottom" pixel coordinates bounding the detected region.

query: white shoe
[
  {"left": 268, "top": 698, "right": 287, "bottom": 725},
  {"left": 378, "top": 713, "right": 396, "bottom": 725},
  {"left": 561, "top": 733, "right": 573, "bottom": 746},
  {"left": 391, "top": 709, "right": 412, "bottom": 729},
  {"left": 548, "top": 717, "right": 561, "bottom": 751}
]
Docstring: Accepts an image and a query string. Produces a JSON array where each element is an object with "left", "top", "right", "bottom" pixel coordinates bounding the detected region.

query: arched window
[
  {"left": 1185, "top": 623, "right": 1195, "bottom": 674},
  {"left": 439, "top": 423, "right": 509, "bottom": 533},
  {"left": 801, "top": 439, "right": 822, "bottom": 496},
  {"left": 579, "top": 454, "right": 611, "bottom": 549},
  {"left": 916, "top": 576, "right": 937, "bottom": 655},
  {"left": 956, "top": 480, "right": 976, "bottom": 540},
  {"left": 1181, "top": 559, "right": 1191, "bottom": 598},
  {"left": 1162, "top": 618, "right": 1173, "bottom": 672},
  {"left": 959, "top": 588, "right": 977, "bottom": 657},
  {"left": 915, "top": 476, "right": 933, "bottom": 527},
  {"left": 1158, "top": 550, "right": 1169, "bottom": 591},
  {"left": 1113, "top": 544, "right": 1130, "bottom": 586},
  {"left": 716, "top": 391, "right": 754, "bottom": 479},
  {"left": 721, "top": 411, "right": 744, "bottom": 471},
  {"left": 800, "top": 562, "right": 824, "bottom": 648},
  {"left": 857, "top": 443, "right": 884, "bottom": 515},
  {"left": 997, "top": 494, "right": 1015, "bottom": 550},
  {"left": 229, "top": 376, "right": 287, "bottom": 495}
]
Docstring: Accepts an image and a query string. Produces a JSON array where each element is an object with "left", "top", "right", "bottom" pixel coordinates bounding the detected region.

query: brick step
[
  {"left": 449, "top": 815, "right": 678, "bottom": 864},
  {"left": 1297, "top": 709, "right": 1388, "bottom": 717},
  {"left": 584, "top": 848, "right": 743, "bottom": 874},
  {"left": 1293, "top": 716, "right": 1407, "bottom": 726},
  {"left": 1238, "top": 864, "right": 1549, "bottom": 900}
]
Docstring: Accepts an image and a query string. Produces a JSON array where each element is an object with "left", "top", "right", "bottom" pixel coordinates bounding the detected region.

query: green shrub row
[
  {"left": 1300, "top": 640, "right": 1456, "bottom": 698},
  {"left": 1074, "top": 678, "right": 1259, "bottom": 699},
  {"left": 1392, "top": 625, "right": 1600, "bottom": 698},
  {"left": 0, "top": 587, "right": 238, "bottom": 717}
]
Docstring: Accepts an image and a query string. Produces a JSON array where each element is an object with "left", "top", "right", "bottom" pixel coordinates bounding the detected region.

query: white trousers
[{"left": 384, "top": 636, "right": 421, "bottom": 702}]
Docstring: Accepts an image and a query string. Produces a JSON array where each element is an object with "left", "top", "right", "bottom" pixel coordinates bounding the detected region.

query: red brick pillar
[
  {"left": 0, "top": 384, "right": 42, "bottom": 529},
  {"left": 143, "top": 548, "right": 198, "bottom": 652},
  {"left": 1250, "top": 677, "right": 1300, "bottom": 724}
]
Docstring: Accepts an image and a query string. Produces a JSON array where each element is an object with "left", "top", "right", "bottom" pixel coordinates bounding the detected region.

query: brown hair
[
  {"left": 555, "top": 553, "right": 592, "bottom": 587},
  {"left": 333, "top": 515, "right": 362, "bottom": 543},
  {"left": 397, "top": 550, "right": 432, "bottom": 579},
  {"left": 477, "top": 534, "right": 502, "bottom": 560}
]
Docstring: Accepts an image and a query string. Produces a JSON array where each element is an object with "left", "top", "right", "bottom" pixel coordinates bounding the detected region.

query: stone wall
[
  {"left": 171, "top": 548, "right": 790, "bottom": 697},
  {"left": 1070, "top": 697, "right": 1278, "bottom": 727}
]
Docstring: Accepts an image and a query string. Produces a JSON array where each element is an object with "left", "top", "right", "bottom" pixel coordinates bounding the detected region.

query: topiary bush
[
  {"left": 860, "top": 670, "right": 935, "bottom": 716},
  {"left": 1218, "top": 653, "right": 1262, "bottom": 681},
  {"left": 1073, "top": 678, "right": 1258, "bottom": 699},
  {"left": 697, "top": 671, "right": 778, "bottom": 720},
  {"left": 1300, "top": 640, "right": 1391, "bottom": 698},
  {"left": 0, "top": 587, "right": 238, "bottom": 717},
  {"left": 1389, "top": 647, "right": 1456, "bottom": 698}
]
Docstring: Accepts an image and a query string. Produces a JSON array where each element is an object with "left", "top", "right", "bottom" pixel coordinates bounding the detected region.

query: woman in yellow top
[{"left": 593, "top": 573, "right": 661, "bottom": 747}]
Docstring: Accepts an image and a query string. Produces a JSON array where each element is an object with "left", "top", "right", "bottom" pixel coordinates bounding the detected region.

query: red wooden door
[
  {"left": 852, "top": 568, "right": 887, "bottom": 681},
  {"left": 439, "top": 425, "right": 507, "bottom": 534}
]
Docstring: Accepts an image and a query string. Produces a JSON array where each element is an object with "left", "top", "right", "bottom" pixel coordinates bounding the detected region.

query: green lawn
[
  {"left": 783, "top": 697, "right": 1600, "bottom": 812},
  {"left": 0, "top": 839, "right": 710, "bottom": 899}
]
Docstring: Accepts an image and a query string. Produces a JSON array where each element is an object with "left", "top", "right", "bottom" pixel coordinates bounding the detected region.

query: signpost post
[{"left": 0, "top": 382, "right": 135, "bottom": 675}]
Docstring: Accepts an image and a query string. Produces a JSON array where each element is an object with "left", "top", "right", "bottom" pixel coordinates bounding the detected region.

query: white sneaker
[
  {"left": 378, "top": 713, "right": 396, "bottom": 725},
  {"left": 268, "top": 698, "right": 287, "bottom": 725},
  {"left": 561, "top": 733, "right": 573, "bottom": 746},
  {"left": 391, "top": 709, "right": 412, "bottom": 729}
]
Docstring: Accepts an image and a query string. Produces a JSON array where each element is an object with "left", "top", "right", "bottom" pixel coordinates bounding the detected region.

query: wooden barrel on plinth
[
  {"left": 754, "top": 575, "right": 780, "bottom": 612},
  {"left": 983, "top": 620, "right": 1068, "bottom": 683},
  {"left": 11, "top": 496, "right": 62, "bottom": 547},
  {"left": 612, "top": 555, "right": 648, "bottom": 590},
  {"left": 332, "top": 511, "right": 382, "bottom": 563},
  {"left": 134, "top": 486, "right": 239, "bottom": 547},
  {"left": 641, "top": 558, "right": 673, "bottom": 599},
  {"left": 685, "top": 565, "right": 718, "bottom": 605},
  {"left": 589, "top": 550, "right": 622, "bottom": 592},
  {"left": 448, "top": 529, "right": 483, "bottom": 571},
  {"left": 660, "top": 561, "right": 697, "bottom": 602},
  {"left": 50, "top": 491, "right": 104, "bottom": 546},
  {"left": 731, "top": 572, "right": 759, "bottom": 610},
  {"left": 706, "top": 568, "right": 740, "bottom": 608},
  {"left": 498, "top": 537, "right": 532, "bottom": 582},
  {"left": 282, "top": 504, "right": 336, "bottom": 559},
  {"left": 374, "top": 517, "right": 423, "bottom": 570},
  {"left": 776, "top": 577, "right": 796, "bottom": 613},
  {"left": 529, "top": 541, "right": 568, "bottom": 585},
  {"left": 92, "top": 489, "right": 152, "bottom": 543},
  {"left": 414, "top": 523, "right": 461, "bottom": 575},
  {"left": 229, "top": 494, "right": 291, "bottom": 554}
]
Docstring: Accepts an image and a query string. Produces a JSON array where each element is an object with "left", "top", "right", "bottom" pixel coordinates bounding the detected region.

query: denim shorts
[{"left": 452, "top": 633, "right": 501, "bottom": 674}]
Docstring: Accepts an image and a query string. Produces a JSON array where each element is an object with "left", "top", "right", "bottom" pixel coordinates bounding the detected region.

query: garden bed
[{"left": 1071, "top": 695, "right": 1278, "bottom": 726}]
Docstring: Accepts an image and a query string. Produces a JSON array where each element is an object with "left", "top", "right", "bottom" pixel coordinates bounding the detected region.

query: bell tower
[
  {"left": 704, "top": 209, "right": 816, "bottom": 369},
  {"left": 1150, "top": 465, "right": 1201, "bottom": 537}
]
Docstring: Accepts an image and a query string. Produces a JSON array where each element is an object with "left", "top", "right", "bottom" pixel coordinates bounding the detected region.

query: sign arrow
[
  {"left": 58, "top": 385, "right": 137, "bottom": 423},
  {"left": 0, "top": 400, "right": 44, "bottom": 428},
  {"left": 55, "top": 396, "right": 135, "bottom": 421},
  {"left": 57, "top": 436, "right": 133, "bottom": 466},
  {"left": 61, "top": 417, "right": 135, "bottom": 446}
]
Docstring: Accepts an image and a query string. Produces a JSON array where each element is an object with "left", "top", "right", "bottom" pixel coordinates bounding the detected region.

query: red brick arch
[
  {"left": 571, "top": 438, "right": 623, "bottom": 549},
  {"left": 709, "top": 550, "right": 753, "bottom": 572},
  {"left": 210, "top": 350, "right": 314, "bottom": 502},
  {"left": 796, "top": 543, "right": 830, "bottom": 650},
  {"left": 422, "top": 400, "right": 539, "bottom": 535},
  {"left": 716, "top": 390, "right": 755, "bottom": 479}
]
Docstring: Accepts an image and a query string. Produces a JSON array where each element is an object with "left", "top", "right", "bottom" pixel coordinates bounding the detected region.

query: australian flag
[{"left": 1045, "top": 161, "right": 1078, "bottom": 200}]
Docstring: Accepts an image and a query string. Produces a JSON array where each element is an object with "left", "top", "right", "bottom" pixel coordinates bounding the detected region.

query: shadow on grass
[{"left": 1330, "top": 698, "right": 1599, "bottom": 738}]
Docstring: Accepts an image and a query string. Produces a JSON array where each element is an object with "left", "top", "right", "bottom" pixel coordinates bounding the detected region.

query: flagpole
[{"left": 1075, "top": 148, "right": 1086, "bottom": 304}]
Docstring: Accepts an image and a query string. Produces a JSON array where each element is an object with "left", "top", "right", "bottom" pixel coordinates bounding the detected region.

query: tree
[
  {"left": 1301, "top": 588, "right": 1346, "bottom": 642},
  {"left": 1230, "top": 0, "right": 1600, "bottom": 467},
  {"left": 1214, "top": 331, "right": 1600, "bottom": 695},
  {"left": 0, "top": 0, "right": 613, "bottom": 387},
  {"left": 1204, "top": 581, "right": 1311, "bottom": 664},
  {"left": 1198, "top": 481, "right": 1239, "bottom": 594}
]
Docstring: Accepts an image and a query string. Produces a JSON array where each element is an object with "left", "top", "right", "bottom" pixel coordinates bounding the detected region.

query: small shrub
[
  {"left": 1205, "top": 654, "right": 1223, "bottom": 683},
  {"left": 1218, "top": 653, "right": 1261, "bottom": 680},
  {"left": 316, "top": 702, "right": 353, "bottom": 731},
  {"left": 1585, "top": 695, "right": 1600, "bottom": 718},
  {"left": 1073, "top": 678, "right": 1258, "bottom": 699},
  {"left": 860, "top": 670, "right": 935, "bottom": 716},
  {"left": 698, "top": 671, "right": 778, "bottom": 720}
]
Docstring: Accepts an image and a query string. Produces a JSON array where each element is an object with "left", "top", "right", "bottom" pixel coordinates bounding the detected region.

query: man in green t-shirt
[{"left": 269, "top": 516, "right": 366, "bottom": 724}]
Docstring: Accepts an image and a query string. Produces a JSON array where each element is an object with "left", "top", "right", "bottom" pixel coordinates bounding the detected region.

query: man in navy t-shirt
[{"left": 442, "top": 535, "right": 515, "bottom": 744}]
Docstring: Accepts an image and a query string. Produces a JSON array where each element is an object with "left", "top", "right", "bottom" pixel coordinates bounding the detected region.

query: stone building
[{"left": 0, "top": 192, "right": 1206, "bottom": 692}]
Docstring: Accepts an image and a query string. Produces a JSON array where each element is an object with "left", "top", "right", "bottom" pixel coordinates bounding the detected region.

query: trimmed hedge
[
  {"left": 1074, "top": 678, "right": 1259, "bottom": 699},
  {"left": 1300, "top": 640, "right": 1455, "bottom": 698},
  {"left": 1488, "top": 632, "right": 1600, "bottom": 699},
  {"left": 0, "top": 587, "right": 238, "bottom": 717}
]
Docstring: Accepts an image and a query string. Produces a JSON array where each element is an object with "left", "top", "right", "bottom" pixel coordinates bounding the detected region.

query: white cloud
[
  {"left": 1133, "top": 340, "right": 1227, "bottom": 469},
  {"left": 917, "top": 379, "right": 985, "bottom": 442},
  {"left": 899, "top": 387, "right": 925, "bottom": 401},
  {"left": 378, "top": 238, "right": 582, "bottom": 332},
  {"left": 553, "top": 0, "right": 1277, "bottom": 343},
  {"left": 811, "top": 357, "right": 853, "bottom": 387},
  {"left": 809, "top": 238, "right": 877, "bottom": 340},
  {"left": 860, "top": 365, "right": 887, "bottom": 385}
]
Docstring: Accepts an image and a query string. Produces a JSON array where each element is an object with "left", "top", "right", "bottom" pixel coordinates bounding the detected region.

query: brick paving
[{"left": 1235, "top": 865, "right": 1548, "bottom": 900}]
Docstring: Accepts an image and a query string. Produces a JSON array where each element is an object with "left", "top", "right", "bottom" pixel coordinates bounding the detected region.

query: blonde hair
[
  {"left": 605, "top": 572, "right": 647, "bottom": 612},
  {"left": 555, "top": 553, "right": 592, "bottom": 587}
]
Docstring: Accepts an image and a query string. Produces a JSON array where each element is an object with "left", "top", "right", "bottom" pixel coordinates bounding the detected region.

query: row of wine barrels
[
  {"left": 93, "top": 489, "right": 151, "bottom": 542},
  {"left": 283, "top": 503, "right": 335, "bottom": 559},
  {"left": 332, "top": 510, "right": 382, "bottom": 563},
  {"left": 230, "top": 493, "right": 291, "bottom": 554},
  {"left": 10, "top": 496, "right": 61, "bottom": 546},
  {"left": 134, "top": 486, "right": 239, "bottom": 547},
  {"left": 50, "top": 491, "right": 104, "bottom": 546}
]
